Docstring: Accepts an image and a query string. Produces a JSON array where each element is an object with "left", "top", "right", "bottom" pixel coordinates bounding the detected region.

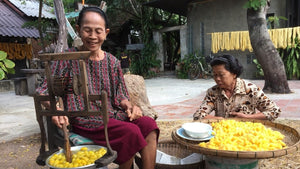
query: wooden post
[{"left": 80, "top": 60, "right": 90, "bottom": 111}]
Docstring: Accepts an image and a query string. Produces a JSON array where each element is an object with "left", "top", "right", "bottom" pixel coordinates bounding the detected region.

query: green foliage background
[
  {"left": 278, "top": 37, "right": 300, "bottom": 80},
  {"left": 0, "top": 51, "right": 15, "bottom": 80},
  {"left": 243, "top": 0, "right": 267, "bottom": 10},
  {"left": 46, "top": 0, "right": 185, "bottom": 78},
  {"left": 254, "top": 36, "right": 300, "bottom": 80}
]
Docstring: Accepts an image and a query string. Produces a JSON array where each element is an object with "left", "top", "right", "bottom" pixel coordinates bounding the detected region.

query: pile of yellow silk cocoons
[
  {"left": 199, "top": 120, "right": 286, "bottom": 151},
  {"left": 48, "top": 146, "right": 107, "bottom": 168}
]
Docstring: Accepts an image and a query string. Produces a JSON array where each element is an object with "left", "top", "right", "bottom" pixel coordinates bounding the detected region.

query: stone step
[{"left": 0, "top": 80, "right": 14, "bottom": 92}]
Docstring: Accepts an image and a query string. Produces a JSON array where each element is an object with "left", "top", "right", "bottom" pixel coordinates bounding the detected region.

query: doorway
[
  {"left": 153, "top": 25, "right": 188, "bottom": 72},
  {"left": 162, "top": 31, "right": 181, "bottom": 71}
]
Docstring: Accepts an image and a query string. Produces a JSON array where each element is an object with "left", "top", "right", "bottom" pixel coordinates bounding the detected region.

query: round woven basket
[
  {"left": 172, "top": 118, "right": 300, "bottom": 159},
  {"left": 135, "top": 140, "right": 204, "bottom": 169}
]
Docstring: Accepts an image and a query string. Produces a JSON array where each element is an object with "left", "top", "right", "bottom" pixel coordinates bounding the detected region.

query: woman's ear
[{"left": 105, "top": 28, "right": 110, "bottom": 36}]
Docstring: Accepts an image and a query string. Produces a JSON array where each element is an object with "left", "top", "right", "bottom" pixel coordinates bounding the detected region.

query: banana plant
[
  {"left": 281, "top": 37, "right": 300, "bottom": 79},
  {"left": 0, "top": 51, "right": 15, "bottom": 80}
]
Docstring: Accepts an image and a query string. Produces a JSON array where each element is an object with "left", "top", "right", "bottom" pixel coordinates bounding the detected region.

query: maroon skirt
[{"left": 72, "top": 116, "right": 159, "bottom": 164}]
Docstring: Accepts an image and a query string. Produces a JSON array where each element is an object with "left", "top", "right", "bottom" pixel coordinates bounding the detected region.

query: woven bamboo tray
[
  {"left": 171, "top": 118, "right": 300, "bottom": 159},
  {"left": 135, "top": 140, "right": 204, "bottom": 169}
]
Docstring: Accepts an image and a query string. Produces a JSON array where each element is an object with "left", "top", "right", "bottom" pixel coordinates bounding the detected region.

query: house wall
[
  {"left": 186, "top": 0, "right": 286, "bottom": 79},
  {"left": 268, "top": 0, "right": 287, "bottom": 28}
]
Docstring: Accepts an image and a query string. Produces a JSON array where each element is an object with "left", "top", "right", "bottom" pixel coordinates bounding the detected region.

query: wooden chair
[{"left": 34, "top": 51, "right": 117, "bottom": 168}]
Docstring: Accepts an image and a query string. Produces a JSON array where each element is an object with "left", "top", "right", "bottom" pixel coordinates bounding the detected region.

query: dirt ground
[
  {"left": 0, "top": 133, "right": 47, "bottom": 169},
  {"left": 0, "top": 119, "right": 300, "bottom": 169}
]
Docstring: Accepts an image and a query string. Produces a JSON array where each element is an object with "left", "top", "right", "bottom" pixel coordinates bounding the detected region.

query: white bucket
[{"left": 204, "top": 155, "right": 259, "bottom": 169}]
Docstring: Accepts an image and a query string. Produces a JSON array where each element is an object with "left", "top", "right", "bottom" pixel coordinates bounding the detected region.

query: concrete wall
[
  {"left": 186, "top": 0, "right": 286, "bottom": 79},
  {"left": 180, "top": 25, "right": 188, "bottom": 59}
]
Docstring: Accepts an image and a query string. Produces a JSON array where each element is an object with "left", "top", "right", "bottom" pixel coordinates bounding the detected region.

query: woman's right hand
[{"left": 52, "top": 116, "right": 69, "bottom": 128}]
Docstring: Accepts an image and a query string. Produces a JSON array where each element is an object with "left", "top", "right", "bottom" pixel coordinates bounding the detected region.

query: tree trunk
[
  {"left": 247, "top": 1, "right": 291, "bottom": 93},
  {"left": 53, "top": 0, "right": 68, "bottom": 53},
  {"left": 38, "top": 0, "right": 46, "bottom": 51}
]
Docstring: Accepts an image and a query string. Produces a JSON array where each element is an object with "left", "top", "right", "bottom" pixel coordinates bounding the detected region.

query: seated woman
[
  {"left": 36, "top": 7, "right": 159, "bottom": 169},
  {"left": 193, "top": 54, "right": 281, "bottom": 121}
]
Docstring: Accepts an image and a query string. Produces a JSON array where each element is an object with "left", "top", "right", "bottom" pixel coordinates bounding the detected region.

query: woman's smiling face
[{"left": 77, "top": 11, "right": 109, "bottom": 52}]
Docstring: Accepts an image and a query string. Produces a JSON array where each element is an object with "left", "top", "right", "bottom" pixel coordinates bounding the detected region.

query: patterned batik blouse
[
  {"left": 193, "top": 78, "right": 281, "bottom": 121},
  {"left": 36, "top": 52, "right": 129, "bottom": 128}
]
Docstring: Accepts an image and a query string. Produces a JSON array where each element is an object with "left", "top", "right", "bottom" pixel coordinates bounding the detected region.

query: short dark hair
[
  {"left": 77, "top": 6, "right": 109, "bottom": 28},
  {"left": 210, "top": 54, "right": 243, "bottom": 77}
]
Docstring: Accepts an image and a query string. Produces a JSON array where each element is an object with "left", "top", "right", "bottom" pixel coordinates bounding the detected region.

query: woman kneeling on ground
[{"left": 193, "top": 54, "right": 281, "bottom": 121}]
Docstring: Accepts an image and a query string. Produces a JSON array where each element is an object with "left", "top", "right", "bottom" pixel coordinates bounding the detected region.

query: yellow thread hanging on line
[
  {"left": 0, "top": 43, "right": 32, "bottom": 60},
  {"left": 210, "top": 26, "right": 300, "bottom": 53}
]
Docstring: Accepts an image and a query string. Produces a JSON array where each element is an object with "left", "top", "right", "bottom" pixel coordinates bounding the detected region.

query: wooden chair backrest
[{"left": 34, "top": 51, "right": 108, "bottom": 165}]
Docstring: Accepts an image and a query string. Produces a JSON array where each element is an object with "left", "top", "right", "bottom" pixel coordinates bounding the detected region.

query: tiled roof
[
  {"left": 9, "top": 0, "right": 55, "bottom": 19},
  {"left": 0, "top": 1, "right": 39, "bottom": 38}
]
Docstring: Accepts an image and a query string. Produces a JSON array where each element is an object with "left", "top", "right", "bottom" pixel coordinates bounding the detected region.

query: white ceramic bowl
[{"left": 182, "top": 122, "right": 212, "bottom": 139}]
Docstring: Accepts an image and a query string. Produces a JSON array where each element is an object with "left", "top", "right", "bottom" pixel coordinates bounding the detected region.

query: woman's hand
[
  {"left": 203, "top": 114, "right": 224, "bottom": 120},
  {"left": 230, "top": 112, "right": 249, "bottom": 118},
  {"left": 126, "top": 105, "right": 143, "bottom": 121},
  {"left": 230, "top": 112, "right": 268, "bottom": 120},
  {"left": 52, "top": 116, "right": 69, "bottom": 128},
  {"left": 121, "top": 99, "right": 143, "bottom": 121}
]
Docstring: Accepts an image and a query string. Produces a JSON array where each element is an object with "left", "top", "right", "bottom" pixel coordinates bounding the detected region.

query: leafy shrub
[
  {"left": 0, "top": 51, "right": 15, "bottom": 80},
  {"left": 176, "top": 51, "right": 204, "bottom": 79},
  {"left": 130, "top": 41, "right": 161, "bottom": 78},
  {"left": 278, "top": 36, "right": 300, "bottom": 80}
]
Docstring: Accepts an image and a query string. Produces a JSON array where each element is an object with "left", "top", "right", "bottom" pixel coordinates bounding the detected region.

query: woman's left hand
[
  {"left": 230, "top": 112, "right": 249, "bottom": 118},
  {"left": 127, "top": 105, "right": 143, "bottom": 121}
]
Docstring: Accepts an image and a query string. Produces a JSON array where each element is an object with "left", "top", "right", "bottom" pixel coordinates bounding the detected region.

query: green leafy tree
[
  {"left": 0, "top": 51, "right": 15, "bottom": 80},
  {"left": 102, "top": 0, "right": 186, "bottom": 77},
  {"left": 37, "top": 0, "right": 185, "bottom": 77},
  {"left": 25, "top": 0, "right": 77, "bottom": 51}
]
